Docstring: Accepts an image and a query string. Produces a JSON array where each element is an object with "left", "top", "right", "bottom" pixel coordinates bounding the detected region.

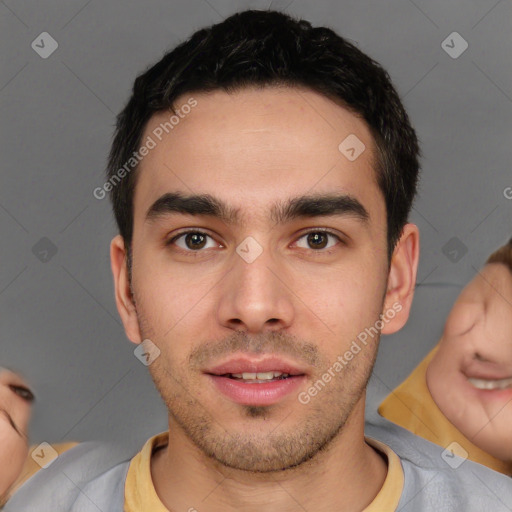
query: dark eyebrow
[{"left": 145, "top": 192, "right": 369, "bottom": 226}]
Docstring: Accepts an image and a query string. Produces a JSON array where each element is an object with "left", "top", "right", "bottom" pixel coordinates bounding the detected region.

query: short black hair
[{"left": 106, "top": 9, "right": 420, "bottom": 275}]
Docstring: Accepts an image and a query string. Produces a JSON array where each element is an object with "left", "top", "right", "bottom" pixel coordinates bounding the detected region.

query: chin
[{"left": 471, "top": 428, "right": 512, "bottom": 462}]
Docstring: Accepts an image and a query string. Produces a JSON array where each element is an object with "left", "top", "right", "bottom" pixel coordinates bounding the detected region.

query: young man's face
[
  {"left": 0, "top": 369, "right": 32, "bottom": 506},
  {"left": 112, "top": 86, "right": 416, "bottom": 472},
  {"left": 427, "top": 263, "right": 512, "bottom": 462}
]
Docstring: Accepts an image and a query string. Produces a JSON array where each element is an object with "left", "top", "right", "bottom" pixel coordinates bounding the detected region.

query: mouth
[
  {"left": 468, "top": 376, "right": 512, "bottom": 391},
  {"left": 204, "top": 356, "right": 307, "bottom": 406},
  {"left": 220, "top": 371, "right": 294, "bottom": 383}
]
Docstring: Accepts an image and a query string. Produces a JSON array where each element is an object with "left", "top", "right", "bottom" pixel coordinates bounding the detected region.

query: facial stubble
[{"left": 138, "top": 311, "right": 380, "bottom": 473}]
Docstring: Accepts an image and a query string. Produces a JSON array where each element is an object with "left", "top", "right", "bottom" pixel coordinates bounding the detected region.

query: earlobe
[
  {"left": 381, "top": 223, "right": 420, "bottom": 335},
  {"left": 110, "top": 235, "right": 143, "bottom": 344}
]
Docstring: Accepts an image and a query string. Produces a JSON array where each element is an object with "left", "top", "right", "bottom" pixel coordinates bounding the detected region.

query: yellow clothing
[
  {"left": 124, "top": 431, "right": 405, "bottom": 511},
  {"left": 378, "top": 345, "right": 512, "bottom": 476},
  {"left": 11, "top": 433, "right": 404, "bottom": 510}
]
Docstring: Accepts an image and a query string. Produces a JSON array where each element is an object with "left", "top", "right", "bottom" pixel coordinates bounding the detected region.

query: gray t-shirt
[
  {"left": 6, "top": 417, "right": 512, "bottom": 511},
  {"left": 365, "top": 420, "right": 512, "bottom": 510}
]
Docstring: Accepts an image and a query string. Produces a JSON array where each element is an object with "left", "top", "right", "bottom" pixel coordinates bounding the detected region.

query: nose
[{"left": 216, "top": 243, "right": 295, "bottom": 333}]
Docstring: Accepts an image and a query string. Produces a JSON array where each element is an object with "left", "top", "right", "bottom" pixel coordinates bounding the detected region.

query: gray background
[{"left": 0, "top": 0, "right": 510, "bottom": 449}]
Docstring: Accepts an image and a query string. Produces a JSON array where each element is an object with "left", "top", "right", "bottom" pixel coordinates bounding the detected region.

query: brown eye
[{"left": 9, "top": 384, "right": 35, "bottom": 403}]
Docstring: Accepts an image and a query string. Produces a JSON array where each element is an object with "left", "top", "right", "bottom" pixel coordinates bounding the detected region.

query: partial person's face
[
  {"left": 112, "top": 86, "right": 417, "bottom": 472},
  {"left": 0, "top": 368, "right": 34, "bottom": 507},
  {"left": 427, "top": 263, "right": 512, "bottom": 462}
]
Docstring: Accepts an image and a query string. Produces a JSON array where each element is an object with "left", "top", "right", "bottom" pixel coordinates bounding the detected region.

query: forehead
[
  {"left": 133, "top": 86, "right": 383, "bottom": 226},
  {"left": 463, "top": 263, "right": 512, "bottom": 302}
]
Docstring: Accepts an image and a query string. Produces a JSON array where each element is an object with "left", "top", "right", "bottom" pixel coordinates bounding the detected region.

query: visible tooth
[
  {"left": 228, "top": 371, "right": 291, "bottom": 381},
  {"left": 468, "top": 378, "right": 490, "bottom": 390},
  {"left": 255, "top": 372, "right": 275, "bottom": 380},
  {"left": 498, "top": 378, "right": 512, "bottom": 389},
  {"left": 468, "top": 377, "right": 512, "bottom": 390}
]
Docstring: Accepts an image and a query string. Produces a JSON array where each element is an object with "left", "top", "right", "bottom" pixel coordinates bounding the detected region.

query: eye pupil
[
  {"left": 186, "top": 233, "right": 207, "bottom": 250},
  {"left": 308, "top": 232, "right": 328, "bottom": 249}
]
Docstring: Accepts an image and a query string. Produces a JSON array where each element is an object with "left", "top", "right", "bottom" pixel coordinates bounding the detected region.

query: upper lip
[
  {"left": 204, "top": 355, "right": 308, "bottom": 376},
  {"left": 465, "top": 373, "right": 512, "bottom": 381},
  {"left": 462, "top": 363, "right": 512, "bottom": 382}
]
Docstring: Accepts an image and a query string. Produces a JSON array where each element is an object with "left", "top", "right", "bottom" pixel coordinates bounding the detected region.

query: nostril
[{"left": 474, "top": 352, "right": 490, "bottom": 362}]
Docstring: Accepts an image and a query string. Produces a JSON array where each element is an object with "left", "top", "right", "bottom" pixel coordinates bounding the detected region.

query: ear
[
  {"left": 381, "top": 223, "right": 420, "bottom": 335},
  {"left": 110, "top": 235, "right": 142, "bottom": 344}
]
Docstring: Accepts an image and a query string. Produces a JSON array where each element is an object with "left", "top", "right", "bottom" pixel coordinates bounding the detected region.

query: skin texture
[
  {"left": 111, "top": 86, "right": 419, "bottom": 512},
  {"left": 0, "top": 368, "right": 33, "bottom": 508},
  {"left": 427, "top": 263, "right": 512, "bottom": 462}
]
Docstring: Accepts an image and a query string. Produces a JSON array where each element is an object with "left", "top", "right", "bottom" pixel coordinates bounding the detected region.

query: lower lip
[{"left": 206, "top": 374, "right": 306, "bottom": 406}]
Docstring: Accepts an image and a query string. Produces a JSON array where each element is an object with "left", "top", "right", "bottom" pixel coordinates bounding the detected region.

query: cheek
[
  {"left": 136, "top": 241, "right": 387, "bottom": 338},
  {"left": 10, "top": 401, "right": 31, "bottom": 432},
  {"left": 135, "top": 260, "right": 207, "bottom": 332},
  {"left": 429, "top": 341, "right": 463, "bottom": 386},
  {"left": 444, "top": 302, "right": 480, "bottom": 338},
  {"left": 328, "top": 283, "right": 382, "bottom": 331},
  {"left": 330, "top": 259, "right": 386, "bottom": 317},
  {"left": 427, "top": 344, "right": 458, "bottom": 404},
  {"left": 0, "top": 424, "right": 27, "bottom": 492},
  {"left": 301, "top": 265, "right": 387, "bottom": 358},
  {"left": 135, "top": 274, "right": 213, "bottom": 370}
]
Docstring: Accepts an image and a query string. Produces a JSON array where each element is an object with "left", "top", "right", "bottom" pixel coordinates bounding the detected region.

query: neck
[{"left": 151, "top": 397, "right": 387, "bottom": 512}]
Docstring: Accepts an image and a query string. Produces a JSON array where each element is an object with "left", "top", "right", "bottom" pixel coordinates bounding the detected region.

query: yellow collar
[{"left": 124, "top": 431, "right": 404, "bottom": 511}]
